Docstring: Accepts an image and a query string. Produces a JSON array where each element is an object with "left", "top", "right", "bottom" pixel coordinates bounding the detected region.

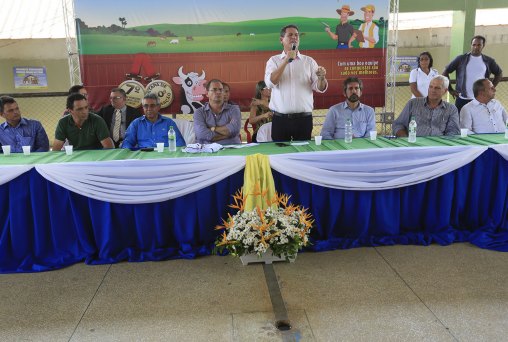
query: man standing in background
[{"left": 442, "top": 35, "right": 503, "bottom": 113}]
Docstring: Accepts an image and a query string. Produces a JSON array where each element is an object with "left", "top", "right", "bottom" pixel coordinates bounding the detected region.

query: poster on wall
[
  {"left": 394, "top": 56, "right": 418, "bottom": 75},
  {"left": 74, "top": 0, "right": 389, "bottom": 112},
  {"left": 13, "top": 67, "right": 48, "bottom": 89}
]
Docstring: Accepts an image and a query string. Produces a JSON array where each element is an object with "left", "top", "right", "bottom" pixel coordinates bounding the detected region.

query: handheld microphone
[{"left": 288, "top": 43, "right": 296, "bottom": 63}]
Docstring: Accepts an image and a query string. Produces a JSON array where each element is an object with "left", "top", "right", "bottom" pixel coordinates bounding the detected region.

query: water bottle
[
  {"left": 505, "top": 119, "right": 508, "bottom": 139},
  {"left": 168, "top": 125, "right": 176, "bottom": 152},
  {"left": 408, "top": 116, "right": 417, "bottom": 143},
  {"left": 344, "top": 118, "right": 353, "bottom": 143}
]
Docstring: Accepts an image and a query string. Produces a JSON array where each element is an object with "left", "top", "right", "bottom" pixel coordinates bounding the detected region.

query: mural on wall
[{"left": 74, "top": 0, "right": 389, "bottom": 112}]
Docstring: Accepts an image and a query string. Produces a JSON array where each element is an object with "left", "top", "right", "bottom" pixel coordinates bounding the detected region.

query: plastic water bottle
[
  {"left": 345, "top": 118, "right": 353, "bottom": 143},
  {"left": 505, "top": 120, "right": 508, "bottom": 139},
  {"left": 408, "top": 116, "right": 417, "bottom": 143},
  {"left": 168, "top": 126, "right": 176, "bottom": 152}
]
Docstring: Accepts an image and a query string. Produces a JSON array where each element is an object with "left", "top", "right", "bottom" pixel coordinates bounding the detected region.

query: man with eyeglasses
[
  {"left": 122, "top": 93, "right": 185, "bottom": 149},
  {"left": 193, "top": 79, "right": 241, "bottom": 144},
  {"left": 0, "top": 96, "right": 49, "bottom": 153},
  {"left": 460, "top": 78, "right": 508, "bottom": 134},
  {"left": 53, "top": 93, "right": 114, "bottom": 150},
  {"left": 97, "top": 88, "right": 142, "bottom": 147}
]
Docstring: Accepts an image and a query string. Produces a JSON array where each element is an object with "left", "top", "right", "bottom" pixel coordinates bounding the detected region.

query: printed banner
[
  {"left": 394, "top": 56, "right": 419, "bottom": 75},
  {"left": 75, "top": 0, "right": 389, "bottom": 112},
  {"left": 13, "top": 67, "right": 48, "bottom": 89}
]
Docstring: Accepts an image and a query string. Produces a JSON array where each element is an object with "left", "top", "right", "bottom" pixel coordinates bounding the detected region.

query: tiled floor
[{"left": 1, "top": 243, "right": 507, "bottom": 341}]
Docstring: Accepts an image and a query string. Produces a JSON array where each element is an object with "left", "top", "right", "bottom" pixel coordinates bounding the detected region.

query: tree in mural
[{"left": 118, "top": 17, "right": 127, "bottom": 29}]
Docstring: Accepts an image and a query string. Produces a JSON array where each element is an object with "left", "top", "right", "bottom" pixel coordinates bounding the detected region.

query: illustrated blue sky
[{"left": 75, "top": 0, "right": 389, "bottom": 27}]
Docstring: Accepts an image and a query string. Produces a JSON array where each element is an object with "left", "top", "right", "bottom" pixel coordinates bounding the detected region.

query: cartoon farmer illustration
[
  {"left": 324, "top": 5, "right": 355, "bottom": 49},
  {"left": 349, "top": 4, "right": 379, "bottom": 48}
]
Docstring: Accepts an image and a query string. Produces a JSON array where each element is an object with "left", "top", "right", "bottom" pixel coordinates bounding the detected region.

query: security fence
[{"left": 3, "top": 79, "right": 508, "bottom": 144}]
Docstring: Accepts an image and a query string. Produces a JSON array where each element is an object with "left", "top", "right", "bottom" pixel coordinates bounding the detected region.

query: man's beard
[{"left": 348, "top": 94, "right": 359, "bottom": 102}]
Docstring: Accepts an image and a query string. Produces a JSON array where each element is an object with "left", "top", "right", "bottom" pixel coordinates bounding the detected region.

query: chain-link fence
[{"left": 4, "top": 79, "right": 508, "bottom": 144}]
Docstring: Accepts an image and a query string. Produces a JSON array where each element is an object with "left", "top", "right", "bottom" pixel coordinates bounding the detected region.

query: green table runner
[{"left": 1, "top": 134, "right": 507, "bottom": 166}]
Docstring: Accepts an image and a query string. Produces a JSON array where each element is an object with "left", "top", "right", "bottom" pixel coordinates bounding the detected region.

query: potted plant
[{"left": 214, "top": 187, "right": 314, "bottom": 264}]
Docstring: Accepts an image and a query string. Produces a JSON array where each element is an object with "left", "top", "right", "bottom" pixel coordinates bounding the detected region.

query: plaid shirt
[{"left": 393, "top": 97, "right": 460, "bottom": 136}]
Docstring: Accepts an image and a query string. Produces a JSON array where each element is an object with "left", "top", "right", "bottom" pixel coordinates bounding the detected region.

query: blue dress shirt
[
  {"left": 320, "top": 101, "right": 376, "bottom": 139},
  {"left": 0, "top": 118, "right": 49, "bottom": 152},
  {"left": 121, "top": 114, "right": 185, "bottom": 149}
]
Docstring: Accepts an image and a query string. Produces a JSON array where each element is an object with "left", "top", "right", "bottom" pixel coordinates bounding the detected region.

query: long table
[{"left": 1, "top": 134, "right": 508, "bottom": 273}]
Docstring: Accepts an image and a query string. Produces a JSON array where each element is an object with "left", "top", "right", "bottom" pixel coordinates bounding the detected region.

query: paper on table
[
  {"left": 222, "top": 143, "right": 259, "bottom": 149},
  {"left": 290, "top": 142, "right": 309, "bottom": 146}
]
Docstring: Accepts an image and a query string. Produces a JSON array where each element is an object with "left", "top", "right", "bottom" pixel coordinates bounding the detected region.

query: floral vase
[{"left": 239, "top": 248, "right": 296, "bottom": 266}]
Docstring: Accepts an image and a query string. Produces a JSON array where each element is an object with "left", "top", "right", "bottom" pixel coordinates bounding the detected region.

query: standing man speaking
[{"left": 265, "top": 24, "right": 328, "bottom": 141}]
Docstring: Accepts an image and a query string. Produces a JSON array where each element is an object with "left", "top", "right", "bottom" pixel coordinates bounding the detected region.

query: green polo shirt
[{"left": 55, "top": 113, "right": 111, "bottom": 150}]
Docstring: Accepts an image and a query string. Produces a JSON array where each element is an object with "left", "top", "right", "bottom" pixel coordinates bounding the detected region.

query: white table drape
[
  {"left": 34, "top": 156, "right": 245, "bottom": 204},
  {"left": 269, "top": 145, "right": 488, "bottom": 191},
  {"left": 1, "top": 145, "right": 503, "bottom": 202}
]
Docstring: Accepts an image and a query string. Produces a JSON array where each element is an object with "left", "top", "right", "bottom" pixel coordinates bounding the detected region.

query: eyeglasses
[
  {"left": 110, "top": 96, "right": 123, "bottom": 100},
  {"left": 142, "top": 104, "right": 159, "bottom": 109}
]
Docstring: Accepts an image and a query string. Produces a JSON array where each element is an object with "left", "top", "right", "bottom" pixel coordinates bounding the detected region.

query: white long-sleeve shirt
[{"left": 264, "top": 51, "right": 327, "bottom": 114}]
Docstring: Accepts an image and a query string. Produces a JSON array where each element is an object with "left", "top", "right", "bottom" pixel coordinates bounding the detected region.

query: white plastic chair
[
  {"left": 256, "top": 122, "right": 273, "bottom": 142},
  {"left": 173, "top": 118, "right": 196, "bottom": 145}
]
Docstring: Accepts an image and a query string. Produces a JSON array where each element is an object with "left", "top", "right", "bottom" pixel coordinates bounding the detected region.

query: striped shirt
[
  {"left": 460, "top": 99, "right": 508, "bottom": 134},
  {"left": 0, "top": 118, "right": 49, "bottom": 152},
  {"left": 392, "top": 97, "right": 460, "bottom": 136}
]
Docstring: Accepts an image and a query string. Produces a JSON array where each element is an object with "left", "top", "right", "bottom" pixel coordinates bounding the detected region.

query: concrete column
[{"left": 450, "top": 0, "right": 477, "bottom": 59}]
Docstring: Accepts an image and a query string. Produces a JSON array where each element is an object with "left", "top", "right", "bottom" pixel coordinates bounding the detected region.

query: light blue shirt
[
  {"left": 121, "top": 114, "right": 185, "bottom": 149},
  {"left": 320, "top": 101, "right": 376, "bottom": 139},
  {"left": 0, "top": 118, "right": 49, "bottom": 152},
  {"left": 193, "top": 102, "right": 241, "bottom": 145}
]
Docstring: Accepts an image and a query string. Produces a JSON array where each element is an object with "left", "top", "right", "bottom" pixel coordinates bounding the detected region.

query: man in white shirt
[
  {"left": 460, "top": 78, "right": 508, "bottom": 134},
  {"left": 442, "top": 35, "right": 503, "bottom": 114},
  {"left": 265, "top": 24, "right": 328, "bottom": 141}
]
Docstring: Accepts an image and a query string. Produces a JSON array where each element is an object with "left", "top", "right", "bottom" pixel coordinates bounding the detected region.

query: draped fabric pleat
[
  {"left": 0, "top": 168, "right": 244, "bottom": 273},
  {"left": 272, "top": 149, "right": 508, "bottom": 252}
]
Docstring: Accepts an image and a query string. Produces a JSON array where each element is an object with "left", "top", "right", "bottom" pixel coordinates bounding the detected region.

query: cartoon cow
[
  {"left": 172, "top": 66, "right": 206, "bottom": 114},
  {"left": 169, "top": 39, "right": 179, "bottom": 44}
]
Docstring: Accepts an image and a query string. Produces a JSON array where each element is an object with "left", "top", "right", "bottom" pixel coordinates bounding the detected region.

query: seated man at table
[
  {"left": 97, "top": 88, "right": 142, "bottom": 148},
  {"left": 122, "top": 93, "right": 185, "bottom": 149},
  {"left": 320, "top": 77, "right": 375, "bottom": 139},
  {"left": 393, "top": 75, "right": 460, "bottom": 137},
  {"left": 53, "top": 93, "right": 114, "bottom": 151},
  {"left": 193, "top": 79, "right": 241, "bottom": 145},
  {"left": 0, "top": 96, "right": 49, "bottom": 152},
  {"left": 460, "top": 78, "right": 508, "bottom": 134}
]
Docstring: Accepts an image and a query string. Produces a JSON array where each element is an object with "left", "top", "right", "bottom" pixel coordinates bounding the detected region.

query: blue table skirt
[
  {"left": 273, "top": 148, "right": 508, "bottom": 253},
  {"left": 2, "top": 149, "right": 508, "bottom": 273},
  {"left": 0, "top": 169, "right": 244, "bottom": 273}
]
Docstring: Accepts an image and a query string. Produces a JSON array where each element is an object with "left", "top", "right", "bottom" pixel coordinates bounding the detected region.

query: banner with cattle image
[{"left": 75, "top": 0, "right": 389, "bottom": 113}]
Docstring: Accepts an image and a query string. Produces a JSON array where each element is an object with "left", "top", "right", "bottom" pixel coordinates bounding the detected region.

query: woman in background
[
  {"left": 248, "top": 80, "right": 272, "bottom": 142},
  {"left": 409, "top": 51, "right": 439, "bottom": 98}
]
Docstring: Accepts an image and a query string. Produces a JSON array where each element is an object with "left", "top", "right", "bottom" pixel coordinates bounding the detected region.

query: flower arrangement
[{"left": 214, "top": 186, "right": 314, "bottom": 260}]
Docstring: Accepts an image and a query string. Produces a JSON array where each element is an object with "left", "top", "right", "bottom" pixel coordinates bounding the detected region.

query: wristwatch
[{"left": 210, "top": 126, "right": 216, "bottom": 132}]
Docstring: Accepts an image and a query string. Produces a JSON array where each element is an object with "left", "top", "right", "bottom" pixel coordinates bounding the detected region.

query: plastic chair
[
  {"left": 173, "top": 118, "right": 196, "bottom": 145},
  {"left": 243, "top": 119, "right": 255, "bottom": 143},
  {"left": 256, "top": 122, "right": 272, "bottom": 142}
]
